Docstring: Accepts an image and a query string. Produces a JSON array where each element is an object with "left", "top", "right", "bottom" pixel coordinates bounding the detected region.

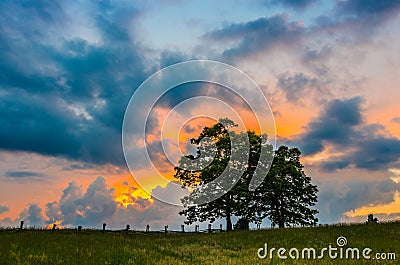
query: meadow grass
[{"left": 0, "top": 222, "right": 399, "bottom": 264}]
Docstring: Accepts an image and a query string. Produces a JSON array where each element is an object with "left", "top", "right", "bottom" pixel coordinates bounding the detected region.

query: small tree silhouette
[{"left": 367, "top": 214, "right": 378, "bottom": 223}]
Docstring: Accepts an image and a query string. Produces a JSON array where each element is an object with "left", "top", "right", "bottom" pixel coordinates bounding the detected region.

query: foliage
[
  {"left": 175, "top": 118, "right": 318, "bottom": 230},
  {"left": 250, "top": 146, "right": 319, "bottom": 228},
  {"left": 234, "top": 218, "right": 249, "bottom": 230},
  {"left": 174, "top": 118, "right": 272, "bottom": 231}
]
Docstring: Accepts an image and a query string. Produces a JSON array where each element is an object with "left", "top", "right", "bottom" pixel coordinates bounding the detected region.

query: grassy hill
[{"left": 1, "top": 222, "right": 399, "bottom": 264}]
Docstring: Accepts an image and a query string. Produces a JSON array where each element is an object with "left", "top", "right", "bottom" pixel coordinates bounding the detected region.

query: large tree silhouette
[
  {"left": 175, "top": 119, "right": 318, "bottom": 230},
  {"left": 174, "top": 118, "right": 272, "bottom": 231}
]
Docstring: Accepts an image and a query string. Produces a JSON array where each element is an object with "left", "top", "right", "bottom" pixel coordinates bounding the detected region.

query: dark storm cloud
[
  {"left": 296, "top": 97, "right": 363, "bottom": 155},
  {"left": 203, "top": 14, "right": 305, "bottom": 61},
  {"left": 0, "top": 1, "right": 154, "bottom": 166},
  {"left": 4, "top": 171, "right": 45, "bottom": 179},
  {"left": 349, "top": 136, "right": 400, "bottom": 170},
  {"left": 291, "top": 97, "right": 400, "bottom": 171}
]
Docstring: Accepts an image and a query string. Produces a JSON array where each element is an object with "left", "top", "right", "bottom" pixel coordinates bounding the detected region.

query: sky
[{"left": 0, "top": 0, "right": 400, "bottom": 230}]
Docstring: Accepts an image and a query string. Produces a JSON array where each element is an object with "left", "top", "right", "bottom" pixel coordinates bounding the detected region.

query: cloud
[
  {"left": 277, "top": 72, "right": 328, "bottom": 103},
  {"left": 45, "top": 201, "right": 62, "bottom": 225},
  {"left": 157, "top": 50, "right": 189, "bottom": 69},
  {"left": 317, "top": 178, "right": 400, "bottom": 223},
  {"left": 56, "top": 176, "right": 118, "bottom": 227},
  {"left": 342, "top": 212, "right": 400, "bottom": 223},
  {"left": 392, "top": 117, "right": 400, "bottom": 124},
  {"left": 44, "top": 177, "right": 185, "bottom": 230},
  {"left": 290, "top": 97, "right": 400, "bottom": 171},
  {"left": 0, "top": 205, "right": 9, "bottom": 215},
  {"left": 203, "top": 14, "right": 305, "bottom": 61},
  {"left": 109, "top": 183, "right": 185, "bottom": 231},
  {"left": 0, "top": 0, "right": 151, "bottom": 166},
  {"left": 19, "top": 204, "right": 45, "bottom": 227},
  {"left": 348, "top": 136, "right": 400, "bottom": 170},
  {"left": 4, "top": 171, "right": 45, "bottom": 179},
  {"left": 184, "top": 125, "right": 196, "bottom": 134},
  {"left": 301, "top": 45, "right": 332, "bottom": 64},
  {"left": 294, "top": 97, "right": 363, "bottom": 155},
  {"left": 10, "top": 176, "right": 184, "bottom": 230},
  {"left": 200, "top": 0, "right": 399, "bottom": 63},
  {"left": 0, "top": 177, "right": 187, "bottom": 230},
  {"left": 0, "top": 204, "right": 46, "bottom": 227},
  {"left": 313, "top": 0, "right": 400, "bottom": 41},
  {"left": 336, "top": 0, "right": 400, "bottom": 23},
  {"left": 263, "top": 0, "right": 317, "bottom": 10}
]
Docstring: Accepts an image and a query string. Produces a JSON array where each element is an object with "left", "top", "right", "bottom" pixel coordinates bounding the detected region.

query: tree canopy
[{"left": 174, "top": 118, "right": 318, "bottom": 230}]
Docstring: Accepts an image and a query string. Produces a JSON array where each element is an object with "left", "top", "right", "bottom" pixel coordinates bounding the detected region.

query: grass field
[{"left": 0, "top": 222, "right": 399, "bottom": 264}]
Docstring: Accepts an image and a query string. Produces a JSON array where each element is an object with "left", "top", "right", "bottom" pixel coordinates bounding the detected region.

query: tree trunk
[
  {"left": 226, "top": 195, "right": 233, "bottom": 231},
  {"left": 278, "top": 212, "right": 285, "bottom": 228},
  {"left": 226, "top": 214, "right": 233, "bottom": 231}
]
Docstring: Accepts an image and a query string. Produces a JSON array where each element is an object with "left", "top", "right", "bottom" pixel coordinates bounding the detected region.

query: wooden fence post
[
  {"left": 164, "top": 225, "right": 168, "bottom": 234},
  {"left": 195, "top": 225, "right": 198, "bottom": 232},
  {"left": 20, "top": 220, "right": 24, "bottom": 230},
  {"left": 102, "top": 223, "right": 106, "bottom": 233},
  {"left": 220, "top": 224, "right": 223, "bottom": 232},
  {"left": 181, "top": 225, "right": 184, "bottom": 233},
  {"left": 208, "top": 224, "right": 212, "bottom": 233},
  {"left": 146, "top": 224, "right": 150, "bottom": 233}
]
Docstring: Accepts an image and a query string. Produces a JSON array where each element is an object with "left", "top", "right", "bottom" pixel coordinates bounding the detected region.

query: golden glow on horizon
[
  {"left": 112, "top": 175, "right": 154, "bottom": 207},
  {"left": 46, "top": 220, "right": 63, "bottom": 230},
  {"left": 345, "top": 191, "right": 400, "bottom": 218}
]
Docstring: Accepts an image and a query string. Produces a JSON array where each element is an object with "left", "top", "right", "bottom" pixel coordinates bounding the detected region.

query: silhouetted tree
[
  {"left": 367, "top": 214, "right": 378, "bottom": 223},
  {"left": 174, "top": 118, "right": 273, "bottom": 231},
  {"left": 175, "top": 119, "right": 318, "bottom": 230},
  {"left": 250, "top": 146, "right": 318, "bottom": 228}
]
